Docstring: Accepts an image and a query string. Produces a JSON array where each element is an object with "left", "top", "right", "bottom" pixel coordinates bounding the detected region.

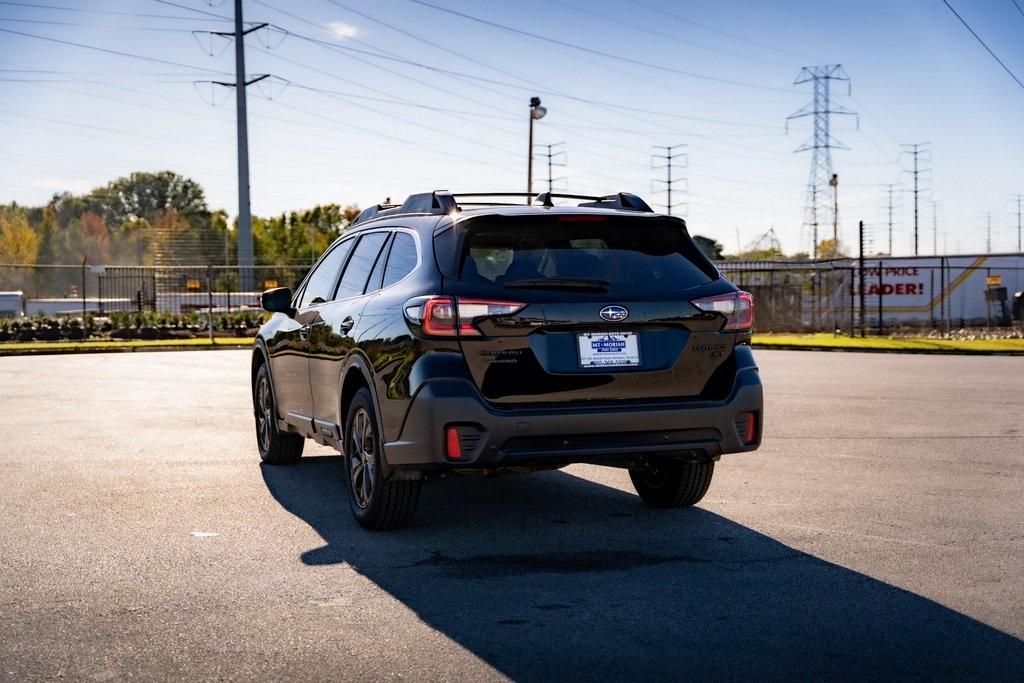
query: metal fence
[
  {"left": 0, "top": 264, "right": 310, "bottom": 316},
  {"left": 1, "top": 257, "right": 1022, "bottom": 334}
]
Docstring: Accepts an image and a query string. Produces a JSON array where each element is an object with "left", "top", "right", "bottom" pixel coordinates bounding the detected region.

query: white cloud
[
  {"left": 328, "top": 21, "right": 360, "bottom": 39},
  {"left": 30, "top": 178, "right": 92, "bottom": 194}
]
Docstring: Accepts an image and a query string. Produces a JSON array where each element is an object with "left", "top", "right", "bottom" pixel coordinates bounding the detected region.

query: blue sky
[{"left": 1, "top": 0, "right": 1022, "bottom": 255}]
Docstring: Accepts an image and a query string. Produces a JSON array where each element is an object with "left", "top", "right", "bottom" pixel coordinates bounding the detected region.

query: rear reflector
[
  {"left": 445, "top": 425, "right": 463, "bottom": 459},
  {"left": 691, "top": 291, "right": 754, "bottom": 331},
  {"left": 735, "top": 411, "right": 758, "bottom": 444}
]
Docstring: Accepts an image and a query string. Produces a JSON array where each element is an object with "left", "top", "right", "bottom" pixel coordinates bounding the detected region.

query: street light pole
[
  {"left": 830, "top": 173, "right": 839, "bottom": 244},
  {"left": 527, "top": 97, "right": 546, "bottom": 205}
]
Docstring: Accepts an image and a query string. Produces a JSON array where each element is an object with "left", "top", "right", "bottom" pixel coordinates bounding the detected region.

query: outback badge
[{"left": 599, "top": 305, "right": 629, "bottom": 322}]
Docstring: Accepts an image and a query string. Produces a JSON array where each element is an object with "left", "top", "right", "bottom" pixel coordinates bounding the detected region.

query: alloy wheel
[
  {"left": 349, "top": 407, "right": 376, "bottom": 509},
  {"left": 256, "top": 374, "right": 273, "bottom": 452}
]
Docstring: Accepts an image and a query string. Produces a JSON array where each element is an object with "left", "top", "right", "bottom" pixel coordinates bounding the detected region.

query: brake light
[
  {"left": 691, "top": 291, "right": 754, "bottom": 331},
  {"left": 406, "top": 296, "right": 526, "bottom": 337}
]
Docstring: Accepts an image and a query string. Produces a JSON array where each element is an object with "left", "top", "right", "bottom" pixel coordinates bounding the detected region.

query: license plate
[{"left": 577, "top": 332, "right": 640, "bottom": 368}]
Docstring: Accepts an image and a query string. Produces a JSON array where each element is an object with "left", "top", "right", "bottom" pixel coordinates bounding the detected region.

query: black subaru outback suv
[{"left": 252, "top": 191, "right": 762, "bottom": 530}]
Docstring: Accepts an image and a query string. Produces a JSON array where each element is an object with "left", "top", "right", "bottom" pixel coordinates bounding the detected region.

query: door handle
[{"left": 340, "top": 317, "right": 355, "bottom": 334}]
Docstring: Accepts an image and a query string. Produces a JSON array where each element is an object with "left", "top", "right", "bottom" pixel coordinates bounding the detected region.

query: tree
[
  {"left": 725, "top": 246, "right": 787, "bottom": 261},
  {"left": 88, "top": 171, "right": 210, "bottom": 229},
  {"left": 0, "top": 206, "right": 39, "bottom": 265},
  {"left": 692, "top": 235, "right": 724, "bottom": 261},
  {"left": 815, "top": 238, "right": 847, "bottom": 259}
]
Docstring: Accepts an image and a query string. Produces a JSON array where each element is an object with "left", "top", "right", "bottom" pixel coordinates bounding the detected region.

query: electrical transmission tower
[
  {"left": 787, "top": 65, "right": 857, "bottom": 258},
  {"left": 533, "top": 143, "right": 567, "bottom": 193},
  {"left": 651, "top": 144, "right": 688, "bottom": 216},
  {"left": 900, "top": 143, "right": 931, "bottom": 256}
]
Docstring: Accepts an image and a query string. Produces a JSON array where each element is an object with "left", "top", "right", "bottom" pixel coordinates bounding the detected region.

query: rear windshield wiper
[{"left": 503, "top": 277, "right": 610, "bottom": 292}]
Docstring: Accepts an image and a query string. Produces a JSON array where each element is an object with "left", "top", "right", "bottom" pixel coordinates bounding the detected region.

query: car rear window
[{"left": 457, "top": 216, "right": 717, "bottom": 296}]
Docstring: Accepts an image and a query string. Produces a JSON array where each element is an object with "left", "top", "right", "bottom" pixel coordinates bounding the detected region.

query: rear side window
[
  {"left": 297, "top": 238, "right": 355, "bottom": 308},
  {"left": 382, "top": 232, "right": 417, "bottom": 288},
  {"left": 336, "top": 232, "right": 388, "bottom": 299},
  {"left": 459, "top": 217, "right": 716, "bottom": 296}
]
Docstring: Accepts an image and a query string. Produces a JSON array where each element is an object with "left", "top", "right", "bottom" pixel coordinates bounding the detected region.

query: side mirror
[{"left": 260, "top": 287, "right": 294, "bottom": 315}]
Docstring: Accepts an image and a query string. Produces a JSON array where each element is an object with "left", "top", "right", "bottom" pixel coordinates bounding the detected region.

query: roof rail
[
  {"left": 534, "top": 191, "right": 653, "bottom": 212},
  {"left": 350, "top": 190, "right": 654, "bottom": 226}
]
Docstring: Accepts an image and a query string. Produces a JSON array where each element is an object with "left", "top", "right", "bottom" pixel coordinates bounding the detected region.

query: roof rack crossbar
[{"left": 351, "top": 190, "right": 655, "bottom": 226}]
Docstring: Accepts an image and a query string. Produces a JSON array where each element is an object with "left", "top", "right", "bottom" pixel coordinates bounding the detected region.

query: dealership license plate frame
[{"left": 576, "top": 331, "right": 641, "bottom": 368}]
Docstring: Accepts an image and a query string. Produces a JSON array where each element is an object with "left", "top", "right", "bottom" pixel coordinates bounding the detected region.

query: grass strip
[{"left": 752, "top": 333, "right": 1024, "bottom": 353}]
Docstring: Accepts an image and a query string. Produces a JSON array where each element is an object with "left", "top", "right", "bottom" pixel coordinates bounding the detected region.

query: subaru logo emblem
[{"left": 599, "top": 305, "right": 628, "bottom": 322}]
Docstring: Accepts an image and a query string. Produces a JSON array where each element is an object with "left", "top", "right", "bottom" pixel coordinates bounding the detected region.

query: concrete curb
[{"left": 0, "top": 342, "right": 252, "bottom": 356}]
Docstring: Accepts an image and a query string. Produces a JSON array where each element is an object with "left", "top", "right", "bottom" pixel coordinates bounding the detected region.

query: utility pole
[
  {"left": 882, "top": 183, "right": 897, "bottom": 255},
  {"left": 858, "top": 220, "right": 866, "bottom": 338},
  {"left": 651, "top": 144, "right": 688, "bottom": 216},
  {"left": 533, "top": 142, "right": 567, "bottom": 193},
  {"left": 787, "top": 65, "right": 857, "bottom": 259},
  {"left": 198, "top": 1, "right": 270, "bottom": 291},
  {"left": 901, "top": 143, "right": 931, "bottom": 256},
  {"left": 829, "top": 173, "right": 839, "bottom": 244},
  {"left": 931, "top": 200, "right": 940, "bottom": 256},
  {"left": 1015, "top": 194, "right": 1022, "bottom": 253},
  {"left": 985, "top": 211, "right": 992, "bottom": 253}
]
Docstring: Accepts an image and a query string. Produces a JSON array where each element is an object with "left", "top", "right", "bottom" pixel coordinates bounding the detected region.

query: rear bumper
[{"left": 383, "top": 354, "right": 763, "bottom": 470}]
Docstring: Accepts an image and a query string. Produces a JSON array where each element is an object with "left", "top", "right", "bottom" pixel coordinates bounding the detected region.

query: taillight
[
  {"left": 691, "top": 291, "right": 754, "bottom": 331},
  {"left": 405, "top": 296, "right": 526, "bottom": 337}
]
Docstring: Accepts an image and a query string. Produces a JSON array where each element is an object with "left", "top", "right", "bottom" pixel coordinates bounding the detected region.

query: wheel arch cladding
[{"left": 340, "top": 364, "right": 372, "bottom": 429}]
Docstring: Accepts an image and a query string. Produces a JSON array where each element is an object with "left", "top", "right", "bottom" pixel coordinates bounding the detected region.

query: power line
[
  {"left": 941, "top": 0, "right": 1024, "bottom": 90},
  {"left": 0, "top": 26, "right": 230, "bottom": 75},
  {"left": 624, "top": 0, "right": 818, "bottom": 64},
  {"left": 548, "top": 0, "right": 798, "bottom": 69},
  {"left": 406, "top": 0, "right": 795, "bottom": 92},
  {"left": 1012, "top": 0, "right": 1024, "bottom": 19},
  {"left": 0, "top": 17, "right": 206, "bottom": 31},
  {"left": 274, "top": 14, "right": 780, "bottom": 130},
  {"left": 0, "top": 0, "right": 230, "bottom": 20}
]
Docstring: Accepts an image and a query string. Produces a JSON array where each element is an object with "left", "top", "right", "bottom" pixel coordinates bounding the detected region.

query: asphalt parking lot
[{"left": 1, "top": 348, "right": 1022, "bottom": 680}]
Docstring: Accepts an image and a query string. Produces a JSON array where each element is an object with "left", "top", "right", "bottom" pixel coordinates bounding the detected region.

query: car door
[
  {"left": 269, "top": 237, "right": 356, "bottom": 433},
  {"left": 308, "top": 230, "right": 391, "bottom": 441}
]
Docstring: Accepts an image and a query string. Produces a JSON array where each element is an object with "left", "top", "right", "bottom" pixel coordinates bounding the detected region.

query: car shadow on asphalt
[{"left": 261, "top": 457, "right": 1024, "bottom": 680}]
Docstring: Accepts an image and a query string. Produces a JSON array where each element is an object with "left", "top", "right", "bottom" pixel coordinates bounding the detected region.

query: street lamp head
[
  {"left": 531, "top": 106, "right": 547, "bottom": 120},
  {"left": 530, "top": 96, "right": 541, "bottom": 107}
]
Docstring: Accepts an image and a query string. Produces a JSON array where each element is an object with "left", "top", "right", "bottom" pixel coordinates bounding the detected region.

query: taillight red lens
[
  {"left": 421, "top": 296, "right": 458, "bottom": 336},
  {"left": 445, "top": 425, "right": 463, "bottom": 459},
  {"left": 691, "top": 291, "right": 754, "bottom": 331},
  {"left": 744, "top": 411, "right": 757, "bottom": 443},
  {"left": 410, "top": 296, "right": 525, "bottom": 337}
]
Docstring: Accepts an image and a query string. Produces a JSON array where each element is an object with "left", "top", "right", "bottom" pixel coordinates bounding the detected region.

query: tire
[
  {"left": 253, "top": 363, "right": 304, "bottom": 465},
  {"left": 629, "top": 459, "right": 715, "bottom": 508},
  {"left": 344, "top": 388, "right": 421, "bottom": 530}
]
